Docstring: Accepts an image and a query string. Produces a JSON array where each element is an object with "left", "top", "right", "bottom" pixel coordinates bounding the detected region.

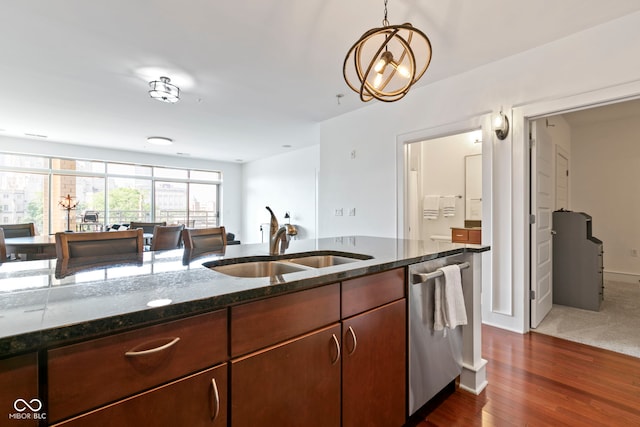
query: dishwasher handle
[{"left": 411, "top": 262, "right": 470, "bottom": 285}]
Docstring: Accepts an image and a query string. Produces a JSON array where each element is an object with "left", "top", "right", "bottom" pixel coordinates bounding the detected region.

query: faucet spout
[{"left": 266, "top": 206, "right": 289, "bottom": 255}]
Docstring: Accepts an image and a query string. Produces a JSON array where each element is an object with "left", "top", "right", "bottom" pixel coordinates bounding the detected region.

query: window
[{"left": 0, "top": 154, "right": 221, "bottom": 233}]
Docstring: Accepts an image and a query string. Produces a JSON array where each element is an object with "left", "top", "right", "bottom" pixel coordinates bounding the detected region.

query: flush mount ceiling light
[
  {"left": 343, "top": 0, "right": 432, "bottom": 103},
  {"left": 148, "top": 76, "right": 180, "bottom": 103},
  {"left": 493, "top": 110, "right": 510, "bottom": 140},
  {"left": 147, "top": 136, "right": 173, "bottom": 146}
]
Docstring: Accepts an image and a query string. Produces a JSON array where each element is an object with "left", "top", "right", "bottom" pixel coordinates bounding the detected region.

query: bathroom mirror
[{"left": 465, "top": 154, "right": 482, "bottom": 224}]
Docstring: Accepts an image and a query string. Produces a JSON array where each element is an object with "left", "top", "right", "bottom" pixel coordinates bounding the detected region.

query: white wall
[
  {"left": 319, "top": 11, "right": 640, "bottom": 332},
  {"left": 0, "top": 135, "right": 244, "bottom": 236},
  {"left": 570, "top": 115, "right": 640, "bottom": 278},
  {"left": 241, "top": 145, "right": 319, "bottom": 244}
]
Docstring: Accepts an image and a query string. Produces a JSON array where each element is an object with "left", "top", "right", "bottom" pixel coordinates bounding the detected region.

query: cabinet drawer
[
  {"left": 342, "top": 268, "right": 404, "bottom": 318},
  {"left": 48, "top": 310, "right": 227, "bottom": 422},
  {"left": 451, "top": 228, "right": 469, "bottom": 243},
  {"left": 52, "top": 364, "right": 227, "bottom": 427},
  {"left": 231, "top": 283, "right": 340, "bottom": 357}
]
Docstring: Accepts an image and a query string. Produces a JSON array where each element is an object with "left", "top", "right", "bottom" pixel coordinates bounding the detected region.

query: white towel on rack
[
  {"left": 423, "top": 195, "right": 439, "bottom": 220},
  {"left": 441, "top": 196, "right": 457, "bottom": 218},
  {"left": 433, "top": 264, "right": 467, "bottom": 331}
]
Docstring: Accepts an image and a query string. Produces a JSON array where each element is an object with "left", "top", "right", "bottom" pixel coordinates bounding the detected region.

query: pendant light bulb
[{"left": 373, "top": 72, "right": 384, "bottom": 89}]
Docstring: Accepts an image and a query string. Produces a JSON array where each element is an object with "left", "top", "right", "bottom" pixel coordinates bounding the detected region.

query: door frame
[{"left": 513, "top": 80, "right": 640, "bottom": 332}]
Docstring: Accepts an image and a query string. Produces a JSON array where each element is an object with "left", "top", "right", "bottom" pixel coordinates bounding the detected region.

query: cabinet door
[
  {"left": 231, "top": 324, "right": 341, "bottom": 427},
  {"left": 52, "top": 364, "right": 227, "bottom": 427},
  {"left": 1, "top": 353, "right": 40, "bottom": 426},
  {"left": 342, "top": 300, "right": 406, "bottom": 427}
]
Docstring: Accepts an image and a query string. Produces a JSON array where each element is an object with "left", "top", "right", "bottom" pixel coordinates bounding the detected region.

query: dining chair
[
  {"left": 129, "top": 221, "right": 167, "bottom": 234},
  {"left": 181, "top": 226, "right": 227, "bottom": 264},
  {"left": 0, "top": 223, "right": 36, "bottom": 238},
  {"left": 150, "top": 224, "right": 184, "bottom": 251},
  {"left": 55, "top": 229, "right": 144, "bottom": 259},
  {"left": 182, "top": 226, "right": 227, "bottom": 251},
  {"left": 0, "top": 229, "right": 7, "bottom": 262}
]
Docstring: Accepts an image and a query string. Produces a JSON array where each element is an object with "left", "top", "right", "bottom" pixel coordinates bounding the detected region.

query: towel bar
[{"left": 411, "top": 261, "right": 470, "bottom": 285}]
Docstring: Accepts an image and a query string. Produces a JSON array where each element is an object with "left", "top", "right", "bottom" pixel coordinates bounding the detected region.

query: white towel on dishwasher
[{"left": 434, "top": 264, "right": 467, "bottom": 331}]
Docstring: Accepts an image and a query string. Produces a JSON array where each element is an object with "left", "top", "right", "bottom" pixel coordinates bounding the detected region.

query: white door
[
  {"left": 530, "top": 120, "right": 554, "bottom": 328},
  {"left": 555, "top": 150, "right": 569, "bottom": 210}
]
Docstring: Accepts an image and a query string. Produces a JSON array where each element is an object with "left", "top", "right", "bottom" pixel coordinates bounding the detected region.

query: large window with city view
[{"left": 0, "top": 153, "right": 221, "bottom": 234}]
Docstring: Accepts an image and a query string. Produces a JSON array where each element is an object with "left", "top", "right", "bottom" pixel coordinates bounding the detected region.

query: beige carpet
[{"left": 533, "top": 280, "right": 640, "bottom": 359}]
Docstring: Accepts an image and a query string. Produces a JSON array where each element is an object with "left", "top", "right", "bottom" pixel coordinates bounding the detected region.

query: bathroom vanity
[{"left": 0, "top": 236, "right": 488, "bottom": 426}]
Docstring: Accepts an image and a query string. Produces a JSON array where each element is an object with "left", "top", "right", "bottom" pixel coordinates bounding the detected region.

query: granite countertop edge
[{"left": 1, "top": 242, "right": 489, "bottom": 357}]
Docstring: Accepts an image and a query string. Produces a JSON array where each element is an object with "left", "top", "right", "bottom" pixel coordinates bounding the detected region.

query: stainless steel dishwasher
[{"left": 408, "top": 256, "right": 468, "bottom": 415}]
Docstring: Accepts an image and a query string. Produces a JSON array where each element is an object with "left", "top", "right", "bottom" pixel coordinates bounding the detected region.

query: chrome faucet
[{"left": 266, "top": 206, "right": 289, "bottom": 255}]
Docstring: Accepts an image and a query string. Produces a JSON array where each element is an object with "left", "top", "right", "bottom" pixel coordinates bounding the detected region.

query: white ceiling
[{"left": 1, "top": 1, "right": 639, "bottom": 163}]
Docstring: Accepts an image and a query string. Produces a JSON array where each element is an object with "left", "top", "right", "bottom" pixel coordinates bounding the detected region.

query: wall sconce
[{"left": 493, "top": 110, "right": 510, "bottom": 140}]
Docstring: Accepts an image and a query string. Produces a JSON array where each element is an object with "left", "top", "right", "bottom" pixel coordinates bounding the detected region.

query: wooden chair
[
  {"left": 182, "top": 227, "right": 226, "bottom": 251},
  {"left": 0, "top": 228, "right": 7, "bottom": 262},
  {"left": 182, "top": 227, "right": 226, "bottom": 263},
  {"left": 55, "top": 229, "right": 144, "bottom": 259},
  {"left": 129, "top": 221, "right": 167, "bottom": 234},
  {"left": 0, "top": 223, "right": 36, "bottom": 238},
  {"left": 150, "top": 224, "right": 184, "bottom": 251}
]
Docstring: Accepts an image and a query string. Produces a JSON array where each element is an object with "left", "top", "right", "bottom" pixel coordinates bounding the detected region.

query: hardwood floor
[{"left": 407, "top": 325, "right": 640, "bottom": 426}]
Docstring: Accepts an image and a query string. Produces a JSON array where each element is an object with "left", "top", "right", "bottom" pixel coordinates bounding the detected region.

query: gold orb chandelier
[{"left": 343, "top": 0, "right": 432, "bottom": 103}]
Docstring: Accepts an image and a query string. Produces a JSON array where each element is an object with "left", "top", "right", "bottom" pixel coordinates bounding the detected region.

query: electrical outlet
[
  {"left": 335, "top": 208, "right": 343, "bottom": 216},
  {"left": 348, "top": 208, "right": 356, "bottom": 216},
  {"left": 350, "top": 150, "right": 356, "bottom": 160}
]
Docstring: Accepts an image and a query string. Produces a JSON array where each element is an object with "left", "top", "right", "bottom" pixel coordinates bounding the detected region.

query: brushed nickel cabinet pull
[
  {"left": 124, "top": 337, "right": 180, "bottom": 357},
  {"left": 330, "top": 334, "right": 341, "bottom": 365},
  {"left": 210, "top": 378, "right": 220, "bottom": 421},
  {"left": 347, "top": 326, "right": 358, "bottom": 355}
]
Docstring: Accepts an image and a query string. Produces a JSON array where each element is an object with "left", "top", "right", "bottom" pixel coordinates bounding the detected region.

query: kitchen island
[{"left": 0, "top": 236, "right": 488, "bottom": 426}]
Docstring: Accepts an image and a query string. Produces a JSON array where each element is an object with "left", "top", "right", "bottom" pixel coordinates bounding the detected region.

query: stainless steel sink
[
  {"left": 205, "top": 251, "right": 373, "bottom": 278},
  {"left": 285, "top": 255, "right": 360, "bottom": 268},
  {"left": 210, "top": 261, "right": 307, "bottom": 278}
]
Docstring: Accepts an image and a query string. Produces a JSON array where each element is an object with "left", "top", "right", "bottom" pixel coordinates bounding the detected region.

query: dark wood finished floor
[{"left": 407, "top": 325, "right": 640, "bottom": 426}]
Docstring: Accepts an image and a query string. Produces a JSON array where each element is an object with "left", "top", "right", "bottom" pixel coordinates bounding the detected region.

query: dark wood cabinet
[
  {"left": 52, "top": 364, "right": 227, "bottom": 427},
  {"left": 1, "top": 352, "right": 39, "bottom": 426},
  {"left": 231, "top": 324, "right": 341, "bottom": 427},
  {"left": 342, "top": 299, "right": 406, "bottom": 427},
  {"left": 48, "top": 310, "right": 227, "bottom": 422},
  {"left": 341, "top": 269, "right": 406, "bottom": 426}
]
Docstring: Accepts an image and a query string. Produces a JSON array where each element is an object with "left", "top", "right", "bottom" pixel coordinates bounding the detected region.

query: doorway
[
  {"left": 404, "top": 130, "right": 483, "bottom": 247},
  {"left": 528, "top": 98, "right": 640, "bottom": 357}
]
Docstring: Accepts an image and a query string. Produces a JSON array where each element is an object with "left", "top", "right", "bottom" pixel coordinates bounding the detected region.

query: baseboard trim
[{"left": 604, "top": 270, "right": 640, "bottom": 284}]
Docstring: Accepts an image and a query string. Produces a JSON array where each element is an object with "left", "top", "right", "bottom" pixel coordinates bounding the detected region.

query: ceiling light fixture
[
  {"left": 343, "top": 0, "right": 432, "bottom": 103},
  {"left": 147, "top": 136, "right": 173, "bottom": 146},
  {"left": 148, "top": 76, "right": 180, "bottom": 103},
  {"left": 493, "top": 110, "right": 510, "bottom": 140}
]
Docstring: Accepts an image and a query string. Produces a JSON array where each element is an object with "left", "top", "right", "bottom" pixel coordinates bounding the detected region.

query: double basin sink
[{"left": 204, "top": 251, "right": 373, "bottom": 278}]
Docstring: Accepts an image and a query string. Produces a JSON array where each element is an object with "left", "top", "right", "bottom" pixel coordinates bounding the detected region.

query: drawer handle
[
  {"left": 124, "top": 337, "right": 181, "bottom": 357},
  {"left": 347, "top": 326, "right": 358, "bottom": 355},
  {"left": 210, "top": 378, "right": 220, "bottom": 421},
  {"left": 330, "top": 334, "right": 341, "bottom": 365}
]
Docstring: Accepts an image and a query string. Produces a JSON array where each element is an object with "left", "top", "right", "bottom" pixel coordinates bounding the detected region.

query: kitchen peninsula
[{"left": 0, "top": 236, "right": 488, "bottom": 426}]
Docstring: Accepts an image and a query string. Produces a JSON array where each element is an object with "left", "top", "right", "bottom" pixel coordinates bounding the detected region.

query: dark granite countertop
[{"left": 0, "top": 236, "right": 489, "bottom": 357}]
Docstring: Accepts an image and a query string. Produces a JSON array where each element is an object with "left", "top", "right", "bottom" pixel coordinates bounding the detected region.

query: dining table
[
  {"left": 5, "top": 235, "right": 57, "bottom": 260},
  {"left": 5, "top": 233, "right": 157, "bottom": 260}
]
